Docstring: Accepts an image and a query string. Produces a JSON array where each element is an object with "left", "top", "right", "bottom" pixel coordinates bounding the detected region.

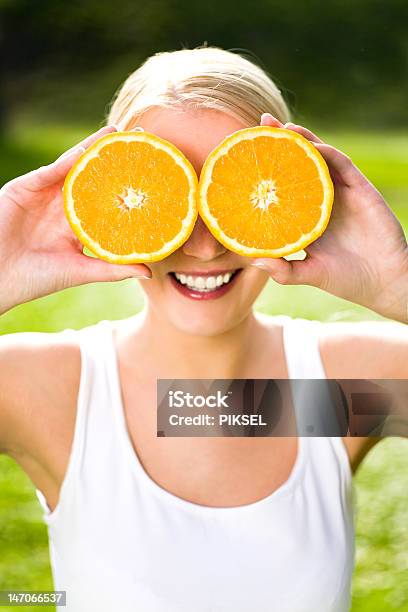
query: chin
[
  {"left": 144, "top": 267, "right": 268, "bottom": 336},
  {"left": 165, "top": 304, "right": 248, "bottom": 337}
]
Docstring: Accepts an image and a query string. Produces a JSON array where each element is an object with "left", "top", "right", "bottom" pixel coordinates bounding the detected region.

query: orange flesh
[
  {"left": 71, "top": 141, "right": 191, "bottom": 255},
  {"left": 207, "top": 137, "right": 324, "bottom": 249}
]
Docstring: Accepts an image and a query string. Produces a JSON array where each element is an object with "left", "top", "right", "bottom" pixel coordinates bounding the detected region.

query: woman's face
[{"left": 138, "top": 107, "right": 268, "bottom": 336}]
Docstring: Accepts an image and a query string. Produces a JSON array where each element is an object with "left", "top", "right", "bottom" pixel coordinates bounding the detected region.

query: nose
[{"left": 181, "top": 215, "right": 227, "bottom": 260}]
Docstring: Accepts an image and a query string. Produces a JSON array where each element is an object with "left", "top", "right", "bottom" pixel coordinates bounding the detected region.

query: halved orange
[
  {"left": 63, "top": 131, "right": 198, "bottom": 263},
  {"left": 199, "top": 126, "right": 334, "bottom": 258}
]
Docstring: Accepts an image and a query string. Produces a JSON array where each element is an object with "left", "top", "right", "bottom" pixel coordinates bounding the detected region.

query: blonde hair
[{"left": 107, "top": 46, "right": 290, "bottom": 129}]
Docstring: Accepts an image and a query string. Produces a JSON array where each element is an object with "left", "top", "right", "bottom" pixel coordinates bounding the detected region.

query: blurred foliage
[
  {"left": 1, "top": 0, "right": 408, "bottom": 130},
  {"left": 0, "top": 457, "right": 54, "bottom": 612},
  {"left": 351, "top": 438, "right": 408, "bottom": 610}
]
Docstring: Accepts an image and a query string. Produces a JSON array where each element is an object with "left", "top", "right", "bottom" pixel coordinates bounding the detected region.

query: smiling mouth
[{"left": 168, "top": 269, "right": 242, "bottom": 293}]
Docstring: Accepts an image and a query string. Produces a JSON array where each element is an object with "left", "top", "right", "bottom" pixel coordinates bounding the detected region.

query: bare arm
[
  {"left": 0, "top": 331, "right": 83, "bottom": 517},
  {"left": 319, "top": 321, "right": 408, "bottom": 470},
  {"left": 320, "top": 320, "right": 408, "bottom": 380},
  {"left": 0, "top": 332, "right": 80, "bottom": 459}
]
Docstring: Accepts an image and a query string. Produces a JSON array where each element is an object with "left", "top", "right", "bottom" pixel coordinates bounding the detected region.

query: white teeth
[{"left": 173, "top": 271, "right": 237, "bottom": 291}]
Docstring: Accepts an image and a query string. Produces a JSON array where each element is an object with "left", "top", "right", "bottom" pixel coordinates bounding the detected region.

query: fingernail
[
  {"left": 131, "top": 126, "right": 144, "bottom": 132},
  {"left": 137, "top": 274, "right": 151, "bottom": 280},
  {"left": 97, "top": 124, "right": 117, "bottom": 132},
  {"left": 250, "top": 261, "right": 269, "bottom": 270},
  {"left": 63, "top": 145, "right": 85, "bottom": 159}
]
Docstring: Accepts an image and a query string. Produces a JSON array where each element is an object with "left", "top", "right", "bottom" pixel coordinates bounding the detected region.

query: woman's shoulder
[
  {"left": 255, "top": 314, "right": 405, "bottom": 470},
  {"left": 317, "top": 319, "right": 407, "bottom": 378},
  {"left": 255, "top": 312, "right": 407, "bottom": 378},
  {"left": 0, "top": 326, "right": 82, "bottom": 393}
]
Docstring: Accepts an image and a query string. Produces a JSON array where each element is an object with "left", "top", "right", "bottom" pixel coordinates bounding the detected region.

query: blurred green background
[{"left": 0, "top": 1, "right": 407, "bottom": 611}]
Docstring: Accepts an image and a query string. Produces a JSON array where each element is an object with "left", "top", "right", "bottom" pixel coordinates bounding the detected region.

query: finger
[
  {"left": 314, "top": 142, "right": 367, "bottom": 188},
  {"left": 260, "top": 113, "right": 285, "bottom": 128},
  {"left": 17, "top": 126, "right": 120, "bottom": 193},
  {"left": 69, "top": 255, "right": 152, "bottom": 287},
  {"left": 8, "top": 145, "right": 86, "bottom": 195},
  {"left": 250, "top": 255, "right": 328, "bottom": 289},
  {"left": 13, "top": 126, "right": 118, "bottom": 194},
  {"left": 283, "top": 122, "right": 324, "bottom": 144},
  {"left": 57, "top": 125, "right": 118, "bottom": 160}
]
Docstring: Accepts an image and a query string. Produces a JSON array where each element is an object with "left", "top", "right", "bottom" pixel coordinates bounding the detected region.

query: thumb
[
  {"left": 68, "top": 255, "right": 152, "bottom": 287},
  {"left": 250, "top": 255, "right": 328, "bottom": 289},
  {"left": 26, "top": 146, "right": 86, "bottom": 191},
  {"left": 260, "top": 113, "right": 285, "bottom": 128}
]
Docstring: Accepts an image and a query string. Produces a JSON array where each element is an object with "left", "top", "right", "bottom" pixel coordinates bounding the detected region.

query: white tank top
[{"left": 36, "top": 316, "right": 356, "bottom": 612}]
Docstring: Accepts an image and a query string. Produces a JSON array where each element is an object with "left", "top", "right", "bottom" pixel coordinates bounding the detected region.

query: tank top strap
[
  {"left": 281, "top": 317, "right": 349, "bottom": 437},
  {"left": 280, "top": 318, "right": 354, "bottom": 508},
  {"left": 72, "top": 319, "right": 121, "bottom": 465},
  {"left": 282, "top": 316, "right": 327, "bottom": 379},
  {"left": 37, "top": 319, "right": 121, "bottom": 523}
]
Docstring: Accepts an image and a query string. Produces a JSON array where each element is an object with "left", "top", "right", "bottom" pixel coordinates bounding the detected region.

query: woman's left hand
[{"left": 251, "top": 114, "right": 408, "bottom": 323}]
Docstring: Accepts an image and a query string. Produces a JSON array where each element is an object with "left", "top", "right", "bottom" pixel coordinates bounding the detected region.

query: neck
[{"left": 132, "top": 305, "right": 260, "bottom": 379}]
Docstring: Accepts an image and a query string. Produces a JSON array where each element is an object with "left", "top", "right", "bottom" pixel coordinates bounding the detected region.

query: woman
[{"left": 0, "top": 47, "right": 406, "bottom": 612}]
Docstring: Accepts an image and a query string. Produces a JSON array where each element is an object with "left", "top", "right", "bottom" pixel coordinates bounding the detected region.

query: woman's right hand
[{"left": 0, "top": 126, "right": 152, "bottom": 315}]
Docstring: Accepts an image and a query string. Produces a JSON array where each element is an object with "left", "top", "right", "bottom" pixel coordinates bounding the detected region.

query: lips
[{"left": 168, "top": 269, "right": 243, "bottom": 300}]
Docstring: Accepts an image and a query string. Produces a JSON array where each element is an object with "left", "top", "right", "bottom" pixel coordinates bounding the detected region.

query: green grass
[
  {"left": 0, "top": 121, "right": 407, "bottom": 611},
  {"left": 0, "top": 459, "right": 54, "bottom": 612},
  {"left": 352, "top": 438, "right": 408, "bottom": 610}
]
